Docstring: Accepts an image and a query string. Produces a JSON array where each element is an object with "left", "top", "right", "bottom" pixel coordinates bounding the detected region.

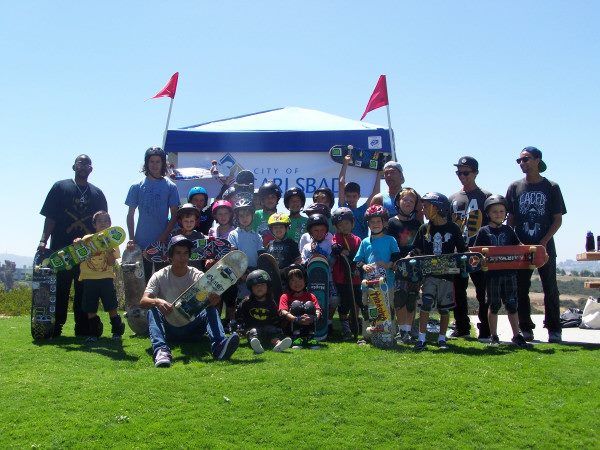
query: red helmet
[
  {"left": 364, "top": 204, "right": 389, "bottom": 221},
  {"left": 211, "top": 200, "right": 233, "bottom": 215}
]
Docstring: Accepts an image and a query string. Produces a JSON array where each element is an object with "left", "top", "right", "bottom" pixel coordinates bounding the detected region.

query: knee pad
[
  {"left": 290, "top": 300, "right": 304, "bottom": 316},
  {"left": 505, "top": 298, "right": 518, "bottom": 314},
  {"left": 303, "top": 301, "right": 316, "bottom": 315},
  {"left": 420, "top": 294, "right": 434, "bottom": 312}
]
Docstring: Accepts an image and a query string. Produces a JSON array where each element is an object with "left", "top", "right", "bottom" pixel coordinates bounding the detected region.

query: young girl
[
  {"left": 238, "top": 270, "right": 292, "bottom": 354},
  {"left": 209, "top": 200, "right": 235, "bottom": 239}
]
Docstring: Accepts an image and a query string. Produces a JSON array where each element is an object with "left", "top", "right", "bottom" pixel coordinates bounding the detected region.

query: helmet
[
  {"left": 283, "top": 187, "right": 306, "bottom": 209},
  {"left": 268, "top": 212, "right": 291, "bottom": 227},
  {"left": 233, "top": 197, "right": 254, "bottom": 214},
  {"left": 258, "top": 181, "right": 282, "bottom": 200},
  {"left": 167, "top": 235, "right": 194, "bottom": 257},
  {"left": 144, "top": 146, "right": 166, "bottom": 161},
  {"left": 421, "top": 192, "right": 451, "bottom": 217},
  {"left": 245, "top": 269, "right": 271, "bottom": 289},
  {"left": 313, "top": 187, "right": 334, "bottom": 208},
  {"left": 331, "top": 207, "right": 354, "bottom": 225},
  {"left": 364, "top": 204, "right": 389, "bottom": 221},
  {"left": 394, "top": 187, "right": 420, "bottom": 214},
  {"left": 177, "top": 203, "right": 200, "bottom": 218},
  {"left": 211, "top": 200, "right": 233, "bottom": 215},
  {"left": 187, "top": 186, "right": 208, "bottom": 204},
  {"left": 306, "top": 213, "right": 329, "bottom": 231},
  {"left": 304, "top": 203, "right": 331, "bottom": 219},
  {"left": 484, "top": 194, "right": 508, "bottom": 213}
]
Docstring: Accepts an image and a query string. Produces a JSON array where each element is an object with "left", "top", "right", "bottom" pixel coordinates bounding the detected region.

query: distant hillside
[
  {"left": 559, "top": 259, "right": 600, "bottom": 273},
  {"left": 0, "top": 254, "right": 33, "bottom": 268}
]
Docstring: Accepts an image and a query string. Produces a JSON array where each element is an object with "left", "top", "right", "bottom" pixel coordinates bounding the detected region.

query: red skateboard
[{"left": 470, "top": 245, "right": 548, "bottom": 271}]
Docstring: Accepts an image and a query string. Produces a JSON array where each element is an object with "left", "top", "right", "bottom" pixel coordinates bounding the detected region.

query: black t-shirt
[
  {"left": 267, "top": 238, "right": 300, "bottom": 270},
  {"left": 197, "top": 209, "right": 213, "bottom": 235},
  {"left": 40, "top": 179, "right": 108, "bottom": 250},
  {"left": 449, "top": 187, "right": 491, "bottom": 246},
  {"left": 239, "top": 296, "right": 280, "bottom": 329},
  {"left": 386, "top": 217, "right": 421, "bottom": 257},
  {"left": 505, "top": 178, "right": 566, "bottom": 257},
  {"left": 474, "top": 224, "right": 521, "bottom": 277},
  {"left": 413, "top": 221, "right": 467, "bottom": 256}
]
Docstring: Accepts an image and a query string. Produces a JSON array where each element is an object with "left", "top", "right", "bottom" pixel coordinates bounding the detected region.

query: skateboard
[
  {"left": 329, "top": 144, "right": 392, "bottom": 172},
  {"left": 453, "top": 210, "right": 483, "bottom": 242},
  {"left": 232, "top": 169, "right": 255, "bottom": 205},
  {"left": 395, "top": 252, "right": 484, "bottom": 283},
  {"left": 41, "top": 226, "right": 126, "bottom": 272},
  {"left": 31, "top": 249, "right": 57, "bottom": 340},
  {"left": 257, "top": 253, "right": 283, "bottom": 305},
  {"left": 199, "top": 237, "right": 232, "bottom": 261},
  {"left": 307, "top": 255, "right": 330, "bottom": 341},
  {"left": 470, "top": 245, "right": 548, "bottom": 271},
  {"left": 119, "top": 245, "right": 148, "bottom": 335},
  {"left": 144, "top": 236, "right": 210, "bottom": 263},
  {"left": 362, "top": 277, "right": 395, "bottom": 349},
  {"left": 166, "top": 250, "right": 248, "bottom": 327},
  {"left": 338, "top": 255, "right": 360, "bottom": 339}
]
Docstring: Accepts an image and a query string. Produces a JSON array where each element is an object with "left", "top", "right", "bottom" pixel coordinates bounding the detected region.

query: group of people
[{"left": 39, "top": 145, "right": 566, "bottom": 366}]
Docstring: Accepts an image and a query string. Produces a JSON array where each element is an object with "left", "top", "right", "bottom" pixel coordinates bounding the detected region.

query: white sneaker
[
  {"left": 273, "top": 337, "right": 292, "bottom": 352},
  {"left": 250, "top": 337, "right": 265, "bottom": 354},
  {"left": 154, "top": 348, "right": 172, "bottom": 368}
]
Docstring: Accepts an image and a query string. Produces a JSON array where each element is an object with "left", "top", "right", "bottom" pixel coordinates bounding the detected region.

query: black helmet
[
  {"left": 304, "top": 203, "right": 331, "bottom": 219},
  {"left": 233, "top": 197, "right": 255, "bottom": 214},
  {"left": 421, "top": 192, "right": 451, "bottom": 217},
  {"left": 258, "top": 181, "right": 282, "bottom": 200},
  {"left": 144, "top": 146, "right": 166, "bottom": 163},
  {"left": 283, "top": 187, "right": 306, "bottom": 209},
  {"left": 245, "top": 269, "right": 271, "bottom": 289},
  {"left": 176, "top": 203, "right": 200, "bottom": 219},
  {"left": 484, "top": 195, "right": 508, "bottom": 213},
  {"left": 313, "top": 187, "right": 335, "bottom": 209},
  {"left": 306, "top": 213, "right": 329, "bottom": 231},
  {"left": 332, "top": 207, "right": 354, "bottom": 225},
  {"left": 364, "top": 204, "right": 389, "bottom": 221}
]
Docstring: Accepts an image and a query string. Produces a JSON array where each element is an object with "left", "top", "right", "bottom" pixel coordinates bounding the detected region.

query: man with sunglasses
[
  {"left": 506, "top": 147, "right": 566, "bottom": 343},
  {"left": 448, "top": 156, "right": 491, "bottom": 340},
  {"left": 39, "top": 155, "right": 108, "bottom": 337}
]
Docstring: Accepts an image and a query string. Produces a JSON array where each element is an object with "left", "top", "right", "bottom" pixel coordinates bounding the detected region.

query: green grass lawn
[{"left": 1, "top": 315, "right": 598, "bottom": 449}]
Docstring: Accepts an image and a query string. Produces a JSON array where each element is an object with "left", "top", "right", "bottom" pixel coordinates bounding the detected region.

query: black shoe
[
  {"left": 52, "top": 324, "right": 63, "bottom": 338},
  {"left": 449, "top": 329, "right": 470, "bottom": 338},
  {"left": 438, "top": 340, "right": 449, "bottom": 350},
  {"left": 489, "top": 335, "right": 500, "bottom": 346},
  {"left": 414, "top": 340, "right": 427, "bottom": 352},
  {"left": 512, "top": 334, "right": 531, "bottom": 349}
]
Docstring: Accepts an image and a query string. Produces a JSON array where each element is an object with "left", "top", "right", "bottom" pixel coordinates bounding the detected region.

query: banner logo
[{"left": 368, "top": 136, "right": 382, "bottom": 150}]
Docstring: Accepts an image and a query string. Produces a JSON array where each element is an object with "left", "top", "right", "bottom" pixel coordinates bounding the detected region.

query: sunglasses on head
[
  {"left": 516, "top": 156, "right": 533, "bottom": 164},
  {"left": 455, "top": 170, "right": 472, "bottom": 176}
]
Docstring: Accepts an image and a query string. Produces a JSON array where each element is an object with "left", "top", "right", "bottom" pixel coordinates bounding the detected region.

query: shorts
[
  {"left": 82, "top": 278, "right": 118, "bottom": 314},
  {"left": 486, "top": 274, "right": 518, "bottom": 314},
  {"left": 419, "top": 277, "right": 454, "bottom": 314}
]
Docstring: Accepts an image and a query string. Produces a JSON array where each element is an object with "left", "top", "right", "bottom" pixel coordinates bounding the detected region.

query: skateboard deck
[
  {"left": 119, "top": 245, "right": 148, "bottom": 335},
  {"left": 257, "top": 253, "right": 283, "bottom": 305},
  {"left": 166, "top": 250, "right": 248, "bottom": 327},
  {"left": 329, "top": 144, "right": 392, "bottom": 172},
  {"left": 41, "top": 226, "right": 126, "bottom": 272},
  {"left": 453, "top": 210, "right": 483, "bottom": 242},
  {"left": 362, "top": 277, "right": 395, "bottom": 349},
  {"left": 307, "top": 255, "right": 330, "bottom": 341},
  {"left": 144, "top": 236, "right": 210, "bottom": 263},
  {"left": 31, "top": 249, "right": 57, "bottom": 340},
  {"left": 231, "top": 169, "right": 255, "bottom": 205},
  {"left": 470, "top": 245, "right": 548, "bottom": 271},
  {"left": 339, "top": 255, "right": 360, "bottom": 339},
  {"left": 395, "top": 252, "right": 484, "bottom": 283},
  {"left": 198, "top": 237, "right": 232, "bottom": 261}
]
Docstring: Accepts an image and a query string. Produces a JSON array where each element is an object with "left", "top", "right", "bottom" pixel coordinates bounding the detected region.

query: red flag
[
  {"left": 360, "top": 75, "right": 389, "bottom": 120},
  {"left": 150, "top": 72, "right": 179, "bottom": 99}
]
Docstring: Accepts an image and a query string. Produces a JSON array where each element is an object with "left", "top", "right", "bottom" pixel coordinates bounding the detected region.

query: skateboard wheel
[
  {"left": 482, "top": 247, "right": 489, "bottom": 255},
  {"left": 529, "top": 246, "right": 537, "bottom": 253}
]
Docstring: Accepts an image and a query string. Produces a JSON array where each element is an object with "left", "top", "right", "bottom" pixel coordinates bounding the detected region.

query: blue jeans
[{"left": 147, "top": 306, "right": 226, "bottom": 357}]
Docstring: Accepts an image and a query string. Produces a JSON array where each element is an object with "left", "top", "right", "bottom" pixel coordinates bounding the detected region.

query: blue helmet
[
  {"left": 188, "top": 186, "right": 208, "bottom": 204},
  {"left": 421, "top": 192, "right": 451, "bottom": 217}
]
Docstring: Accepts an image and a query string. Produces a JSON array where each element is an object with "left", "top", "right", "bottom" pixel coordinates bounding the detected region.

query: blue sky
[{"left": 1, "top": 1, "right": 598, "bottom": 261}]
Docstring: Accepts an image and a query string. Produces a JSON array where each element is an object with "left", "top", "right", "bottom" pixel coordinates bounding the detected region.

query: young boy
[
  {"left": 279, "top": 265, "right": 323, "bottom": 349},
  {"left": 331, "top": 207, "right": 362, "bottom": 340},
  {"left": 300, "top": 214, "right": 334, "bottom": 263},
  {"left": 252, "top": 181, "right": 282, "bottom": 246},
  {"left": 298, "top": 203, "right": 332, "bottom": 254},
  {"left": 474, "top": 195, "right": 529, "bottom": 348},
  {"left": 386, "top": 188, "right": 422, "bottom": 343},
  {"left": 266, "top": 213, "right": 301, "bottom": 270},
  {"left": 338, "top": 155, "right": 382, "bottom": 239},
  {"left": 283, "top": 187, "right": 308, "bottom": 244},
  {"left": 77, "top": 211, "right": 125, "bottom": 341},
  {"left": 171, "top": 203, "right": 206, "bottom": 270},
  {"left": 238, "top": 270, "right": 292, "bottom": 354},
  {"left": 187, "top": 186, "right": 213, "bottom": 235},
  {"left": 411, "top": 192, "right": 466, "bottom": 351}
]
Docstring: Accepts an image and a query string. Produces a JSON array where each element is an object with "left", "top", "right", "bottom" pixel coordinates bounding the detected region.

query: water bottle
[{"left": 585, "top": 231, "right": 595, "bottom": 252}]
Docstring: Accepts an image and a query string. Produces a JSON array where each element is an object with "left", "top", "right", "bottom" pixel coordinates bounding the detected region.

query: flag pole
[
  {"left": 161, "top": 97, "right": 174, "bottom": 151},
  {"left": 385, "top": 104, "right": 397, "bottom": 162}
]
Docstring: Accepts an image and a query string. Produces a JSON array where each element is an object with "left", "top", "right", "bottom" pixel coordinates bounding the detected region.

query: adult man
[
  {"left": 370, "top": 161, "right": 404, "bottom": 216},
  {"left": 506, "top": 147, "right": 566, "bottom": 343},
  {"left": 141, "top": 236, "right": 240, "bottom": 367},
  {"left": 449, "top": 156, "right": 491, "bottom": 340},
  {"left": 39, "top": 154, "right": 108, "bottom": 337},
  {"left": 125, "top": 147, "right": 180, "bottom": 281}
]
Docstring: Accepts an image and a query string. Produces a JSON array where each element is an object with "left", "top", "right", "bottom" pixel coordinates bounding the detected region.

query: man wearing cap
[
  {"left": 371, "top": 161, "right": 404, "bottom": 216},
  {"left": 140, "top": 235, "right": 240, "bottom": 367},
  {"left": 449, "top": 156, "right": 492, "bottom": 340},
  {"left": 506, "top": 147, "right": 566, "bottom": 343}
]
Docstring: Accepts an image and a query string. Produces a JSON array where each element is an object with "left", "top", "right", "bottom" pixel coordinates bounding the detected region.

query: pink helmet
[{"left": 211, "top": 200, "right": 233, "bottom": 215}]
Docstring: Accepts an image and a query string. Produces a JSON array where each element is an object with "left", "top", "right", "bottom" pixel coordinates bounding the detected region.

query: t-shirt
[
  {"left": 197, "top": 208, "right": 213, "bottom": 235},
  {"left": 79, "top": 243, "right": 120, "bottom": 281},
  {"left": 145, "top": 266, "right": 202, "bottom": 304},
  {"left": 474, "top": 224, "right": 521, "bottom": 277},
  {"left": 353, "top": 234, "right": 399, "bottom": 287},
  {"left": 386, "top": 217, "right": 421, "bottom": 257},
  {"left": 449, "top": 187, "right": 491, "bottom": 246},
  {"left": 346, "top": 202, "right": 369, "bottom": 240},
  {"left": 125, "top": 177, "right": 179, "bottom": 248},
  {"left": 300, "top": 233, "right": 334, "bottom": 263},
  {"left": 239, "top": 296, "right": 280, "bottom": 329},
  {"left": 40, "top": 179, "right": 108, "bottom": 250},
  {"left": 287, "top": 215, "right": 308, "bottom": 243},
  {"left": 413, "top": 221, "right": 467, "bottom": 257},
  {"left": 208, "top": 225, "right": 234, "bottom": 240},
  {"left": 382, "top": 192, "right": 398, "bottom": 217},
  {"left": 228, "top": 228, "right": 263, "bottom": 268},
  {"left": 331, "top": 232, "right": 361, "bottom": 285},
  {"left": 278, "top": 291, "right": 321, "bottom": 314},
  {"left": 505, "top": 178, "right": 567, "bottom": 257},
  {"left": 251, "top": 209, "right": 275, "bottom": 247},
  {"left": 267, "top": 238, "right": 301, "bottom": 269}
]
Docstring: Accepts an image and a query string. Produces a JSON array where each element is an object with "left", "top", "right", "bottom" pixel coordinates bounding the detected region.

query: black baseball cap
[
  {"left": 521, "top": 146, "right": 547, "bottom": 172},
  {"left": 454, "top": 156, "right": 478, "bottom": 171},
  {"left": 167, "top": 235, "right": 194, "bottom": 256}
]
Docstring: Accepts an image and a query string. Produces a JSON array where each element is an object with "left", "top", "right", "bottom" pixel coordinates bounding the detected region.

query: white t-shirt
[{"left": 145, "top": 266, "right": 203, "bottom": 304}]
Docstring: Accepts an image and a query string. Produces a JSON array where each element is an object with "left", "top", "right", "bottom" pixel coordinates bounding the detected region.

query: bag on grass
[
  {"left": 560, "top": 308, "right": 582, "bottom": 328},
  {"left": 580, "top": 297, "right": 600, "bottom": 329}
]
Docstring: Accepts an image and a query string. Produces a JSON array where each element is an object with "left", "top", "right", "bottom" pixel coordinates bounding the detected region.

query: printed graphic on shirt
[{"left": 517, "top": 191, "right": 547, "bottom": 240}]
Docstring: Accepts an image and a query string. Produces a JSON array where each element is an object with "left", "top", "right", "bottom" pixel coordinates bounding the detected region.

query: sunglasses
[
  {"left": 516, "top": 156, "right": 533, "bottom": 164},
  {"left": 455, "top": 170, "right": 472, "bottom": 176}
]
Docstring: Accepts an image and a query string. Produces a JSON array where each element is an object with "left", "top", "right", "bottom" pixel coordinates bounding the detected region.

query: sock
[
  {"left": 438, "top": 334, "right": 446, "bottom": 343},
  {"left": 403, "top": 325, "right": 411, "bottom": 332},
  {"left": 418, "top": 332, "right": 426, "bottom": 342}
]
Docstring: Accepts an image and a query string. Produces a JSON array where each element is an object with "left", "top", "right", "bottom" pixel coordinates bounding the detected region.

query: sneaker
[
  {"left": 291, "top": 337, "right": 304, "bottom": 349},
  {"left": 511, "top": 334, "right": 531, "bottom": 349},
  {"left": 477, "top": 333, "right": 491, "bottom": 343},
  {"left": 214, "top": 333, "right": 240, "bottom": 360},
  {"left": 438, "top": 339, "right": 448, "bottom": 350},
  {"left": 273, "top": 337, "right": 292, "bottom": 352},
  {"left": 521, "top": 330, "right": 534, "bottom": 341},
  {"left": 548, "top": 331, "right": 563, "bottom": 344},
  {"left": 306, "top": 338, "right": 321, "bottom": 350},
  {"left": 341, "top": 321, "right": 353, "bottom": 341},
  {"left": 154, "top": 348, "right": 172, "bottom": 368},
  {"left": 402, "top": 331, "right": 414, "bottom": 344},
  {"left": 449, "top": 329, "right": 470, "bottom": 339},
  {"left": 85, "top": 336, "right": 98, "bottom": 344},
  {"left": 250, "top": 337, "right": 265, "bottom": 354},
  {"left": 489, "top": 335, "right": 500, "bottom": 346},
  {"left": 414, "top": 340, "right": 427, "bottom": 352}
]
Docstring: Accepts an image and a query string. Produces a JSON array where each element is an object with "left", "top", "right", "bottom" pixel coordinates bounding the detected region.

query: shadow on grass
[{"left": 33, "top": 336, "right": 140, "bottom": 362}]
